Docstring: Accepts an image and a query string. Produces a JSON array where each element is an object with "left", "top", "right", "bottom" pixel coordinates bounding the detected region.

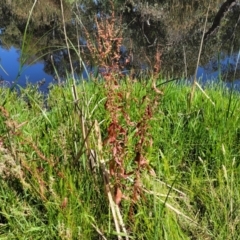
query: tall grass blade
[
  {"left": 60, "top": 0, "right": 75, "bottom": 82},
  {"left": 189, "top": 4, "right": 210, "bottom": 107},
  {"left": 0, "top": 63, "right": 9, "bottom": 76},
  {"left": 9, "top": 0, "right": 38, "bottom": 91}
]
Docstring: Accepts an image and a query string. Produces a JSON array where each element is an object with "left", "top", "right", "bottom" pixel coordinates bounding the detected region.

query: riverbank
[{"left": 1, "top": 79, "right": 240, "bottom": 239}]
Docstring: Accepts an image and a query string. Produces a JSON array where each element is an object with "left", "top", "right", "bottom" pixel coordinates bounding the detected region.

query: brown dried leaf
[
  {"left": 115, "top": 187, "right": 122, "bottom": 205},
  {"left": 60, "top": 197, "right": 68, "bottom": 209}
]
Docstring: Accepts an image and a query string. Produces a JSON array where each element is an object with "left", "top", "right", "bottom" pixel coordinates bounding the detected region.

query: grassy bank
[{"left": 1, "top": 79, "right": 240, "bottom": 239}]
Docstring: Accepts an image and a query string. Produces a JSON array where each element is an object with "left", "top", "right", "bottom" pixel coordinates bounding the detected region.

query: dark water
[
  {"left": 0, "top": 0, "right": 240, "bottom": 92},
  {"left": 196, "top": 52, "right": 240, "bottom": 89}
]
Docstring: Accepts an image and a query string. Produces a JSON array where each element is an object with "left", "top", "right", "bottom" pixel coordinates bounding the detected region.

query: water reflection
[
  {"left": 0, "top": 46, "right": 53, "bottom": 91},
  {"left": 197, "top": 51, "right": 240, "bottom": 82},
  {"left": 0, "top": 0, "right": 239, "bottom": 91}
]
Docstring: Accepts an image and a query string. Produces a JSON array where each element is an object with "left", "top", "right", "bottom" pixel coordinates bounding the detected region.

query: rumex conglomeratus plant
[{"left": 81, "top": 3, "right": 163, "bottom": 234}]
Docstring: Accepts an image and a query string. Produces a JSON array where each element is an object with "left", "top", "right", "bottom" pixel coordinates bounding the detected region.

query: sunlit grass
[{"left": 1, "top": 79, "right": 240, "bottom": 239}]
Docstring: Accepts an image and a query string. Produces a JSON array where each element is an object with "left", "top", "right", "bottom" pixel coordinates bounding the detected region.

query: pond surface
[
  {"left": 0, "top": 45, "right": 53, "bottom": 91},
  {"left": 0, "top": 0, "right": 240, "bottom": 92}
]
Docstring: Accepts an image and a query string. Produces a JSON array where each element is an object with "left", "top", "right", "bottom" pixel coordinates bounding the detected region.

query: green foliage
[{"left": 1, "top": 80, "right": 240, "bottom": 239}]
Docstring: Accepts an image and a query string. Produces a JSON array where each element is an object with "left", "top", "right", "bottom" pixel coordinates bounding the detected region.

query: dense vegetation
[{"left": 1, "top": 79, "right": 240, "bottom": 239}]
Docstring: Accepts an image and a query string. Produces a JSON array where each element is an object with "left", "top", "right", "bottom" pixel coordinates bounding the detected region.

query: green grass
[{"left": 1, "top": 79, "right": 240, "bottom": 239}]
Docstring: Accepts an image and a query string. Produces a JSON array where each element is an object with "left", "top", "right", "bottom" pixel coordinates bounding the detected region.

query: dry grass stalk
[
  {"left": 94, "top": 120, "right": 129, "bottom": 240},
  {"left": 189, "top": 3, "right": 214, "bottom": 108}
]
